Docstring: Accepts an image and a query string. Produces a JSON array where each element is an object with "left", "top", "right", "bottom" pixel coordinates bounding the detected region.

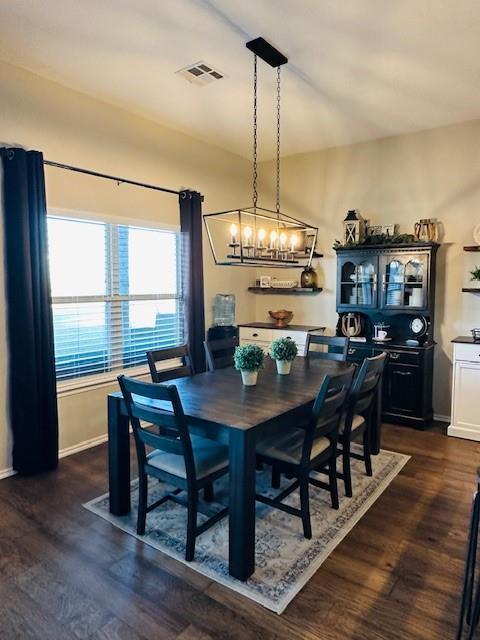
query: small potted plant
[
  {"left": 234, "top": 343, "right": 265, "bottom": 386},
  {"left": 270, "top": 337, "right": 298, "bottom": 375},
  {"left": 470, "top": 265, "right": 480, "bottom": 283}
]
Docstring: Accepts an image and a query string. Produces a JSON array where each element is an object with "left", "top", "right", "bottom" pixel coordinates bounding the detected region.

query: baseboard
[
  {"left": 0, "top": 467, "right": 15, "bottom": 480},
  {"left": 58, "top": 433, "right": 109, "bottom": 459},
  {"left": 434, "top": 413, "right": 451, "bottom": 423},
  {"left": 0, "top": 433, "right": 109, "bottom": 481},
  {"left": 447, "top": 425, "right": 480, "bottom": 441}
]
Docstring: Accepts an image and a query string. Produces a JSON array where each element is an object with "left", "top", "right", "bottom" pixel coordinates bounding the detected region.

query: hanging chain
[
  {"left": 275, "top": 65, "right": 281, "bottom": 214},
  {"left": 252, "top": 54, "right": 258, "bottom": 209}
]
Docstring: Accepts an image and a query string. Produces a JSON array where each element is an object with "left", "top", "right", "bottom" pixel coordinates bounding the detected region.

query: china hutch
[{"left": 334, "top": 242, "right": 439, "bottom": 428}]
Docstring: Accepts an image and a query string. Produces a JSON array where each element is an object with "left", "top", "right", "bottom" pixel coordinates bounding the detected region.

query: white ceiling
[{"left": 1, "top": 0, "right": 480, "bottom": 160}]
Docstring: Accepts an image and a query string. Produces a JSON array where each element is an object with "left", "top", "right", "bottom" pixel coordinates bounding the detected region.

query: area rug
[{"left": 84, "top": 446, "right": 409, "bottom": 614}]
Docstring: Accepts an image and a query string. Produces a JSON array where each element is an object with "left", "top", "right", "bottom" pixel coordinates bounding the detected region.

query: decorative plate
[{"left": 474, "top": 223, "right": 480, "bottom": 245}]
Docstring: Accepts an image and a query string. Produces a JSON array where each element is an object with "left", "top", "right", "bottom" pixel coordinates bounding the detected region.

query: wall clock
[{"left": 409, "top": 316, "right": 428, "bottom": 340}]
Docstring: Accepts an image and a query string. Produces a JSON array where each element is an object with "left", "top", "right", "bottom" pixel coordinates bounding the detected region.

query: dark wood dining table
[{"left": 107, "top": 357, "right": 381, "bottom": 581}]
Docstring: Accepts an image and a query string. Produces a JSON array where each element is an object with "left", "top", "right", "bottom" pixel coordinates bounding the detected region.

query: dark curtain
[
  {"left": 1, "top": 147, "right": 59, "bottom": 474},
  {"left": 179, "top": 189, "right": 206, "bottom": 373}
]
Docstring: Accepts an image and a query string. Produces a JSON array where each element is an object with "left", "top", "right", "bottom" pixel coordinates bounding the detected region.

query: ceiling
[{"left": 1, "top": 0, "right": 480, "bottom": 160}]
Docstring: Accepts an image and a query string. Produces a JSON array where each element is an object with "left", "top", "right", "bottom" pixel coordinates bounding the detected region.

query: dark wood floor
[{"left": 0, "top": 423, "right": 478, "bottom": 640}]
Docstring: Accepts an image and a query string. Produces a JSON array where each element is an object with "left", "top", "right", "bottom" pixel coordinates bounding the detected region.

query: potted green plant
[
  {"left": 470, "top": 265, "right": 480, "bottom": 282},
  {"left": 270, "top": 337, "right": 298, "bottom": 375},
  {"left": 234, "top": 343, "right": 265, "bottom": 386}
]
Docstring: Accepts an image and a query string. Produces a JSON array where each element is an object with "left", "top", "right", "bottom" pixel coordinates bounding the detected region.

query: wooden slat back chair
[
  {"left": 305, "top": 334, "right": 350, "bottom": 362},
  {"left": 146, "top": 345, "right": 194, "bottom": 383},
  {"left": 118, "top": 375, "right": 228, "bottom": 561},
  {"left": 204, "top": 336, "right": 239, "bottom": 371},
  {"left": 256, "top": 366, "right": 355, "bottom": 539},
  {"left": 338, "top": 352, "right": 388, "bottom": 497}
]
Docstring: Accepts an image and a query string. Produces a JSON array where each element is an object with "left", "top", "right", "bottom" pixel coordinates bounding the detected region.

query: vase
[
  {"left": 276, "top": 360, "right": 292, "bottom": 375},
  {"left": 241, "top": 370, "right": 258, "bottom": 386},
  {"left": 300, "top": 266, "right": 318, "bottom": 289}
]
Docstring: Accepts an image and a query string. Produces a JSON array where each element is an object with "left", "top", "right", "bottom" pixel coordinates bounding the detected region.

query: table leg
[
  {"left": 228, "top": 428, "right": 256, "bottom": 581},
  {"left": 108, "top": 395, "right": 131, "bottom": 515}
]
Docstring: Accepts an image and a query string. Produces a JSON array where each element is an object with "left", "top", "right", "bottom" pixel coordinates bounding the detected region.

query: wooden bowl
[{"left": 269, "top": 309, "right": 294, "bottom": 328}]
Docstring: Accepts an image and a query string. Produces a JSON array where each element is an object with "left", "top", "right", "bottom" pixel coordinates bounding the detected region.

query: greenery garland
[{"left": 333, "top": 232, "right": 418, "bottom": 249}]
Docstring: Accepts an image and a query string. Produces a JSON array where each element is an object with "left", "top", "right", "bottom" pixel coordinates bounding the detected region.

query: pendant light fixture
[{"left": 204, "top": 37, "right": 319, "bottom": 268}]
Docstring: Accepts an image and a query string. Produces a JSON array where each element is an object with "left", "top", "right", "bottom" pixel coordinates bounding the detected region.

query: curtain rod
[{"left": 43, "top": 160, "right": 181, "bottom": 196}]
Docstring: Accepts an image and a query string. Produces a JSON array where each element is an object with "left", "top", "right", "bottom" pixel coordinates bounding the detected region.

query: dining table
[{"left": 107, "top": 357, "right": 381, "bottom": 581}]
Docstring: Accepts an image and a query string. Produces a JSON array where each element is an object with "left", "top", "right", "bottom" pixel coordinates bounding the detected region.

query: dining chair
[
  {"left": 305, "top": 334, "right": 350, "bottom": 362},
  {"left": 337, "top": 352, "right": 387, "bottom": 497},
  {"left": 204, "top": 336, "right": 239, "bottom": 371},
  {"left": 255, "top": 366, "right": 356, "bottom": 539},
  {"left": 118, "top": 375, "right": 229, "bottom": 561},
  {"left": 146, "top": 345, "right": 194, "bottom": 383}
]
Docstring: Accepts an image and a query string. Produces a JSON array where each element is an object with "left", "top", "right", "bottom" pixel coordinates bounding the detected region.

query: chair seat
[
  {"left": 147, "top": 435, "right": 228, "bottom": 480},
  {"left": 256, "top": 428, "right": 331, "bottom": 465},
  {"left": 339, "top": 413, "right": 365, "bottom": 435}
]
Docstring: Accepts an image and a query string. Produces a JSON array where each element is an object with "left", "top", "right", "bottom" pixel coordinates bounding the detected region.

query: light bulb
[
  {"left": 279, "top": 232, "right": 287, "bottom": 250},
  {"left": 269, "top": 230, "right": 277, "bottom": 249},
  {"left": 229, "top": 223, "right": 238, "bottom": 243},
  {"left": 257, "top": 228, "right": 266, "bottom": 248},
  {"left": 290, "top": 234, "right": 298, "bottom": 252},
  {"left": 244, "top": 226, "right": 252, "bottom": 243}
]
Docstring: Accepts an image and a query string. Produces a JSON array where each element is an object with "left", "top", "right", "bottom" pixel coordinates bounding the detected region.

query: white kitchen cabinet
[
  {"left": 238, "top": 323, "right": 324, "bottom": 356},
  {"left": 448, "top": 339, "right": 480, "bottom": 441}
]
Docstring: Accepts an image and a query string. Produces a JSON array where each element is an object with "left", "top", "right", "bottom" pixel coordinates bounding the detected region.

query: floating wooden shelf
[
  {"left": 464, "top": 246, "right": 480, "bottom": 252},
  {"left": 462, "top": 288, "right": 480, "bottom": 293},
  {"left": 248, "top": 287, "right": 322, "bottom": 295}
]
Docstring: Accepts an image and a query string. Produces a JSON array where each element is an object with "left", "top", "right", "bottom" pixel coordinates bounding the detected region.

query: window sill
[
  {"left": 56, "top": 357, "right": 182, "bottom": 398},
  {"left": 56, "top": 365, "right": 152, "bottom": 398}
]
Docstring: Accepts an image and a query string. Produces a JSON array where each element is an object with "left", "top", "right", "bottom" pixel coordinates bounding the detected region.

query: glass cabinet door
[
  {"left": 381, "top": 253, "right": 428, "bottom": 309},
  {"left": 339, "top": 256, "right": 377, "bottom": 308}
]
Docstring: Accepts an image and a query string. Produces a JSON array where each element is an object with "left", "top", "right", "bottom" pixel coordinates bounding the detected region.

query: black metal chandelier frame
[{"left": 203, "top": 37, "right": 319, "bottom": 269}]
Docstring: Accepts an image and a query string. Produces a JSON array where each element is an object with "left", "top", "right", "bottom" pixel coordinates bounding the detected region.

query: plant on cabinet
[
  {"left": 470, "top": 265, "right": 480, "bottom": 282},
  {"left": 234, "top": 344, "right": 265, "bottom": 386},
  {"left": 270, "top": 337, "right": 298, "bottom": 375}
]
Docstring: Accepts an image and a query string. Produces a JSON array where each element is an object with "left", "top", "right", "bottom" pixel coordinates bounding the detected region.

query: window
[{"left": 47, "top": 216, "right": 183, "bottom": 384}]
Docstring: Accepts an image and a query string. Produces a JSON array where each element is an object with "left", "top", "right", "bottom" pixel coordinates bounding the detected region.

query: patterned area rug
[{"left": 84, "top": 447, "right": 409, "bottom": 614}]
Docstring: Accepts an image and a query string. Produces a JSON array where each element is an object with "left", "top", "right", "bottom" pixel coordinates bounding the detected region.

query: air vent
[{"left": 176, "top": 61, "right": 225, "bottom": 86}]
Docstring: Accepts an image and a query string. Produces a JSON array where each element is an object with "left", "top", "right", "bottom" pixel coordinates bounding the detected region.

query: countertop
[
  {"left": 238, "top": 322, "right": 325, "bottom": 332},
  {"left": 355, "top": 339, "right": 435, "bottom": 350},
  {"left": 452, "top": 336, "right": 480, "bottom": 344}
]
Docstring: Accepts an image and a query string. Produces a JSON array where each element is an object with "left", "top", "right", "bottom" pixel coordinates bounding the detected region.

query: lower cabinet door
[
  {"left": 452, "top": 361, "right": 480, "bottom": 432},
  {"left": 383, "top": 363, "right": 422, "bottom": 417}
]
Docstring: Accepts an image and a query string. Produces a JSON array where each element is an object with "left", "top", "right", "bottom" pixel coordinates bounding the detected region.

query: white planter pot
[
  {"left": 241, "top": 370, "right": 258, "bottom": 386},
  {"left": 276, "top": 359, "right": 292, "bottom": 375}
]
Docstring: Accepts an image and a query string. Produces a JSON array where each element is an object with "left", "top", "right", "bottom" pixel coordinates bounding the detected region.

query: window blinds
[{"left": 48, "top": 216, "right": 184, "bottom": 381}]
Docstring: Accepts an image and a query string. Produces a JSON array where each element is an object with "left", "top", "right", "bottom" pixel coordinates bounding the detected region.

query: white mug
[{"left": 377, "top": 329, "right": 388, "bottom": 340}]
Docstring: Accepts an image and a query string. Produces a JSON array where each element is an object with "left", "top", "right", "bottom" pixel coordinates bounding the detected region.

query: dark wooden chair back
[
  {"left": 349, "top": 352, "right": 387, "bottom": 418},
  {"left": 118, "top": 375, "right": 196, "bottom": 483},
  {"left": 146, "top": 345, "right": 194, "bottom": 383},
  {"left": 305, "top": 334, "right": 350, "bottom": 362},
  {"left": 204, "top": 336, "right": 239, "bottom": 371},
  {"left": 302, "top": 366, "right": 356, "bottom": 465}
]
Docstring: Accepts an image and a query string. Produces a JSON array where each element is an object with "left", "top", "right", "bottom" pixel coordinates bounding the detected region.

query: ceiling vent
[{"left": 175, "top": 61, "right": 225, "bottom": 86}]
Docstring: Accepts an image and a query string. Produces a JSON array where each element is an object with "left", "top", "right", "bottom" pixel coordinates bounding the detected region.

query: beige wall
[
  {"left": 0, "top": 61, "right": 255, "bottom": 474},
  {"left": 257, "top": 119, "right": 480, "bottom": 418},
  {"left": 2, "top": 60, "right": 479, "bottom": 473}
]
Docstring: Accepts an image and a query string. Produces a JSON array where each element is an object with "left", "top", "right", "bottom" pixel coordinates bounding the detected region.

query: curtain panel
[
  {"left": 179, "top": 190, "right": 206, "bottom": 373},
  {"left": 1, "top": 148, "right": 58, "bottom": 474}
]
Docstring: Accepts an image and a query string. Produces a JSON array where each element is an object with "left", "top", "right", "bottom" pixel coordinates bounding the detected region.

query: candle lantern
[{"left": 343, "top": 209, "right": 366, "bottom": 245}]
